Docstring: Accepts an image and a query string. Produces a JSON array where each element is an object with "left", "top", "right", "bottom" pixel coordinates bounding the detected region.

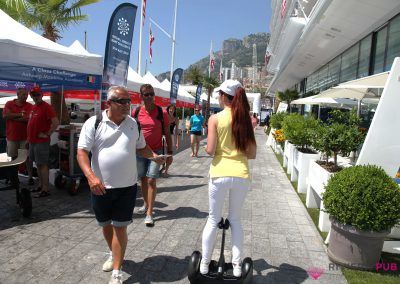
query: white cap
[{"left": 216, "top": 79, "right": 242, "bottom": 96}]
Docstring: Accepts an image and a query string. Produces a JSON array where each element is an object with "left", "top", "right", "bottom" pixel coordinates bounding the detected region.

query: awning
[
  {"left": 291, "top": 94, "right": 358, "bottom": 105},
  {"left": 334, "top": 72, "right": 389, "bottom": 89},
  {"left": 314, "top": 87, "right": 377, "bottom": 100}
]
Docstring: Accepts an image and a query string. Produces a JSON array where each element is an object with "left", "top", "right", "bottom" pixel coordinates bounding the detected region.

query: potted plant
[
  {"left": 322, "top": 165, "right": 400, "bottom": 270},
  {"left": 268, "top": 112, "right": 287, "bottom": 152},
  {"left": 306, "top": 110, "right": 365, "bottom": 231},
  {"left": 282, "top": 114, "right": 319, "bottom": 193}
]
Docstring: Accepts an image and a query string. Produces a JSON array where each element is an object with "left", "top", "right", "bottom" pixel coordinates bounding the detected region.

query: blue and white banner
[
  {"left": 102, "top": 3, "right": 137, "bottom": 105},
  {"left": 170, "top": 68, "right": 183, "bottom": 105},
  {"left": 0, "top": 62, "right": 101, "bottom": 89},
  {"left": 194, "top": 83, "right": 202, "bottom": 106}
]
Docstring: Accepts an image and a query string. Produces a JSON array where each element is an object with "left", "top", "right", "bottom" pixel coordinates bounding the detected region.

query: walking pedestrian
[
  {"left": 189, "top": 108, "right": 205, "bottom": 157},
  {"left": 251, "top": 113, "right": 259, "bottom": 132},
  {"left": 200, "top": 79, "right": 257, "bottom": 277},
  {"left": 132, "top": 84, "right": 172, "bottom": 227},
  {"left": 161, "top": 104, "right": 179, "bottom": 177},
  {"left": 77, "top": 86, "right": 165, "bottom": 284}
]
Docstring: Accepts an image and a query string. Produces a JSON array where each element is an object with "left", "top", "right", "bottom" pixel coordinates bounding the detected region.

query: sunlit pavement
[{"left": 0, "top": 129, "right": 345, "bottom": 283}]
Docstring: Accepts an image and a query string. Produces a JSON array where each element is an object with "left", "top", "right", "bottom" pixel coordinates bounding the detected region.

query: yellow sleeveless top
[{"left": 209, "top": 108, "right": 250, "bottom": 179}]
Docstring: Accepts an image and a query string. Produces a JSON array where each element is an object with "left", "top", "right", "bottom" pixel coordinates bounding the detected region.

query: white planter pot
[
  {"left": 276, "top": 144, "right": 283, "bottom": 155},
  {"left": 266, "top": 130, "right": 274, "bottom": 146},
  {"left": 283, "top": 141, "right": 294, "bottom": 174},
  {"left": 290, "top": 149, "right": 320, "bottom": 194},
  {"left": 388, "top": 222, "right": 400, "bottom": 239}
]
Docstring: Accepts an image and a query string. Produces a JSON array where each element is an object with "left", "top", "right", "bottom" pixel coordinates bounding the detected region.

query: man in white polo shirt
[{"left": 77, "top": 86, "right": 165, "bottom": 284}]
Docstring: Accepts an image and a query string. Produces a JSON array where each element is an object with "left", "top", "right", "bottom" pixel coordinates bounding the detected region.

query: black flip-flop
[{"left": 34, "top": 191, "right": 50, "bottom": 198}]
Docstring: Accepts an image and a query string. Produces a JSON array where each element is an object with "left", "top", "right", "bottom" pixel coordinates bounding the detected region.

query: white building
[{"left": 267, "top": 0, "right": 400, "bottom": 97}]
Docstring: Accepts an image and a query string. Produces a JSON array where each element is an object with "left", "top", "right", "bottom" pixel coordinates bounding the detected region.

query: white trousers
[{"left": 201, "top": 177, "right": 250, "bottom": 264}]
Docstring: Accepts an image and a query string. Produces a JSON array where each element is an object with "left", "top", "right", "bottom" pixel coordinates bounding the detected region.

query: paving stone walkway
[{"left": 0, "top": 128, "right": 346, "bottom": 283}]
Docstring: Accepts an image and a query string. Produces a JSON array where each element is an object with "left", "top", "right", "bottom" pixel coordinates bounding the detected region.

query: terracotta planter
[{"left": 328, "top": 218, "right": 390, "bottom": 270}]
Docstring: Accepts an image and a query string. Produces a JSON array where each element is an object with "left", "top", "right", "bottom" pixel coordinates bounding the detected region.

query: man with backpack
[
  {"left": 133, "top": 84, "right": 172, "bottom": 227},
  {"left": 77, "top": 86, "right": 165, "bottom": 284}
]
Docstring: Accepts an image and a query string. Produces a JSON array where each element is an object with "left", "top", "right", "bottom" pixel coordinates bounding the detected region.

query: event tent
[
  {"left": 291, "top": 94, "right": 358, "bottom": 106},
  {"left": 0, "top": 9, "right": 102, "bottom": 90}
]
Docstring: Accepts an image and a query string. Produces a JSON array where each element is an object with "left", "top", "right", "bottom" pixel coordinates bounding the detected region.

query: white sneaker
[
  {"left": 102, "top": 254, "right": 113, "bottom": 272},
  {"left": 233, "top": 262, "right": 242, "bottom": 277},
  {"left": 144, "top": 215, "right": 154, "bottom": 226},
  {"left": 200, "top": 259, "right": 209, "bottom": 275},
  {"left": 137, "top": 205, "right": 147, "bottom": 214},
  {"left": 108, "top": 273, "right": 122, "bottom": 284}
]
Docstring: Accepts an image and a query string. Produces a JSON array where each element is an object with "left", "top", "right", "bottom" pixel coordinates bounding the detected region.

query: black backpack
[{"left": 133, "top": 105, "right": 164, "bottom": 135}]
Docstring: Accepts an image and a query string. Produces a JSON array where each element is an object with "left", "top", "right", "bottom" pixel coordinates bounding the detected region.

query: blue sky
[{"left": 59, "top": 0, "right": 271, "bottom": 76}]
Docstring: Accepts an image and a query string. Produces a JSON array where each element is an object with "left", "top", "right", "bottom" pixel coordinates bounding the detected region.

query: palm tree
[
  {"left": 202, "top": 76, "right": 220, "bottom": 122},
  {"left": 1, "top": 0, "right": 100, "bottom": 124},
  {"left": 185, "top": 66, "right": 203, "bottom": 86},
  {"left": 276, "top": 89, "right": 299, "bottom": 112}
]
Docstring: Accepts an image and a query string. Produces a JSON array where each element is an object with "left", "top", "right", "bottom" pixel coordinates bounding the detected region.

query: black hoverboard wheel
[
  {"left": 241, "top": 257, "right": 253, "bottom": 284},
  {"left": 188, "top": 251, "right": 202, "bottom": 283}
]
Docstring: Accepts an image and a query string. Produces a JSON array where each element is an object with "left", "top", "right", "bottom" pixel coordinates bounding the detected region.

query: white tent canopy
[
  {"left": 335, "top": 71, "right": 389, "bottom": 89},
  {"left": 0, "top": 95, "right": 50, "bottom": 108},
  {"left": 0, "top": 9, "right": 103, "bottom": 75},
  {"left": 291, "top": 94, "right": 358, "bottom": 106},
  {"left": 127, "top": 66, "right": 146, "bottom": 93},
  {"left": 142, "top": 72, "right": 169, "bottom": 99}
]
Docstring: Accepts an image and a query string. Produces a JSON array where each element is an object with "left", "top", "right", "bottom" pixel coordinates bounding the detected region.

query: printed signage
[{"left": 170, "top": 68, "right": 183, "bottom": 105}]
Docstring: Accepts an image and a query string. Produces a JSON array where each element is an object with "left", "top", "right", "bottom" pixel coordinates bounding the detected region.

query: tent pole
[
  {"left": 318, "top": 104, "right": 321, "bottom": 119},
  {"left": 357, "top": 99, "right": 361, "bottom": 117},
  {"left": 61, "top": 85, "right": 64, "bottom": 125},
  {"left": 182, "top": 107, "right": 185, "bottom": 141}
]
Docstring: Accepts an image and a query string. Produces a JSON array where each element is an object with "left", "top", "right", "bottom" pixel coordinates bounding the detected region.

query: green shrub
[
  {"left": 270, "top": 112, "right": 288, "bottom": 129},
  {"left": 312, "top": 110, "right": 365, "bottom": 167},
  {"left": 323, "top": 165, "right": 400, "bottom": 232},
  {"left": 282, "top": 114, "right": 319, "bottom": 150}
]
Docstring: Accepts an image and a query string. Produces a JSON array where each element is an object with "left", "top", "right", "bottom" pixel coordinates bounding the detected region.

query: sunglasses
[
  {"left": 110, "top": 98, "right": 131, "bottom": 105},
  {"left": 142, "top": 92, "right": 155, "bottom": 97},
  {"left": 30, "top": 92, "right": 42, "bottom": 97}
]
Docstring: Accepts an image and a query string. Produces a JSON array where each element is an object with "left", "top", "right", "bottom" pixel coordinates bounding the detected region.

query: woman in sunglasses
[
  {"left": 200, "top": 80, "right": 256, "bottom": 277},
  {"left": 161, "top": 104, "right": 179, "bottom": 177}
]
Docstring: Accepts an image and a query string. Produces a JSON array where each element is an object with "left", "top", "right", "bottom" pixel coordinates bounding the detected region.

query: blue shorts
[
  {"left": 91, "top": 184, "right": 138, "bottom": 227},
  {"left": 137, "top": 150, "right": 163, "bottom": 179}
]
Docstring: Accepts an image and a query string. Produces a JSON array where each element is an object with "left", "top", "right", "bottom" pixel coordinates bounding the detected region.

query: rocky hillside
[{"left": 157, "top": 33, "right": 270, "bottom": 82}]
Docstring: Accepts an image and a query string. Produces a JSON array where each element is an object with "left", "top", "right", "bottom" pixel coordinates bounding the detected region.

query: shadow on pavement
[
  {"left": 154, "top": 206, "right": 208, "bottom": 222},
  {"left": 122, "top": 255, "right": 190, "bottom": 284},
  {"left": 253, "top": 259, "right": 309, "bottom": 283},
  {"left": 165, "top": 174, "right": 205, "bottom": 179},
  {"left": 157, "top": 183, "right": 207, "bottom": 193}
]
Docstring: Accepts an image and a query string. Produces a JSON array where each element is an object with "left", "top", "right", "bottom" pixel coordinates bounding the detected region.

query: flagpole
[
  {"left": 220, "top": 49, "right": 223, "bottom": 80},
  {"left": 170, "top": 0, "right": 179, "bottom": 81},
  {"left": 208, "top": 41, "right": 212, "bottom": 77},
  {"left": 138, "top": 0, "right": 145, "bottom": 75}
]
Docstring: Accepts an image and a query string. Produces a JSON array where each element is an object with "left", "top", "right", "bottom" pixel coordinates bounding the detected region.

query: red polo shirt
[
  {"left": 132, "top": 106, "right": 169, "bottom": 151},
  {"left": 3, "top": 100, "right": 33, "bottom": 141},
  {"left": 27, "top": 101, "right": 56, "bottom": 143}
]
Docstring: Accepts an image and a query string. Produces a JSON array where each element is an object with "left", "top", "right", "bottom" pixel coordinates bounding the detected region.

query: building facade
[{"left": 266, "top": 0, "right": 400, "bottom": 97}]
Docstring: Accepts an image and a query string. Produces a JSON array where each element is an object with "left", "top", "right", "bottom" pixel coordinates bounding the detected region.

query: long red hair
[{"left": 230, "top": 87, "right": 256, "bottom": 153}]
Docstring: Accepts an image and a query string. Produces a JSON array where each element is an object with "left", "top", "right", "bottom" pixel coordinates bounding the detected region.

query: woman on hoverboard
[{"left": 201, "top": 80, "right": 257, "bottom": 277}]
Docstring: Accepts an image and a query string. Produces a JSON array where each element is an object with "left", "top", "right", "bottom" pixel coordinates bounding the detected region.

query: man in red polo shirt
[
  {"left": 3, "top": 87, "right": 34, "bottom": 184},
  {"left": 133, "top": 84, "right": 172, "bottom": 227},
  {"left": 27, "top": 87, "right": 59, "bottom": 198}
]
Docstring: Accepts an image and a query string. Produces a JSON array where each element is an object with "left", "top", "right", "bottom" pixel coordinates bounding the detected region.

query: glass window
[
  {"left": 373, "top": 27, "right": 387, "bottom": 74},
  {"left": 358, "top": 35, "right": 372, "bottom": 78},
  {"left": 327, "top": 56, "right": 341, "bottom": 87},
  {"left": 318, "top": 65, "right": 329, "bottom": 91},
  {"left": 340, "top": 44, "right": 359, "bottom": 82},
  {"left": 386, "top": 15, "right": 400, "bottom": 71}
]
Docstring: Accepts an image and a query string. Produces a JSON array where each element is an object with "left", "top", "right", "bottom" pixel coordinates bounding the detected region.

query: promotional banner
[
  {"left": 0, "top": 63, "right": 101, "bottom": 89},
  {"left": 0, "top": 79, "right": 34, "bottom": 92},
  {"left": 194, "top": 83, "right": 202, "bottom": 106},
  {"left": 102, "top": 3, "right": 137, "bottom": 107},
  {"left": 169, "top": 68, "right": 183, "bottom": 105}
]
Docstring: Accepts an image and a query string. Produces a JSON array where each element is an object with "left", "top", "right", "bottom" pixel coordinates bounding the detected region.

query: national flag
[
  {"left": 280, "top": 0, "right": 287, "bottom": 19},
  {"left": 142, "top": 0, "right": 147, "bottom": 26},
  {"left": 149, "top": 26, "right": 155, "bottom": 63},
  {"left": 264, "top": 52, "right": 271, "bottom": 67},
  {"left": 87, "top": 75, "right": 96, "bottom": 83},
  {"left": 210, "top": 51, "right": 215, "bottom": 71}
]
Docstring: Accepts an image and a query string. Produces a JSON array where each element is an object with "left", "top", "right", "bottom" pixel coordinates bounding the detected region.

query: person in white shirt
[{"left": 77, "top": 86, "right": 165, "bottom": 284}]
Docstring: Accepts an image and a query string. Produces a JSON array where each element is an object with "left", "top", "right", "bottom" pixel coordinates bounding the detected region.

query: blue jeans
[{"left": 137, "top": 150, "right": 163, "bottom": 179}]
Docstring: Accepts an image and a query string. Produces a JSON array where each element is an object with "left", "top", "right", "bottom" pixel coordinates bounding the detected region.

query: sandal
[
  {"left": 34, "top": 191, "right": 50, "bottom": 198},
  {"left": 31, "top": 187, "right": 41, "bottom": 193}
]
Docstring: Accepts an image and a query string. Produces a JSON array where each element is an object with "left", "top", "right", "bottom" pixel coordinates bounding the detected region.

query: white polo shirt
[{"left": 78, "top": 110, "right": 146, "bottom": 188}]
